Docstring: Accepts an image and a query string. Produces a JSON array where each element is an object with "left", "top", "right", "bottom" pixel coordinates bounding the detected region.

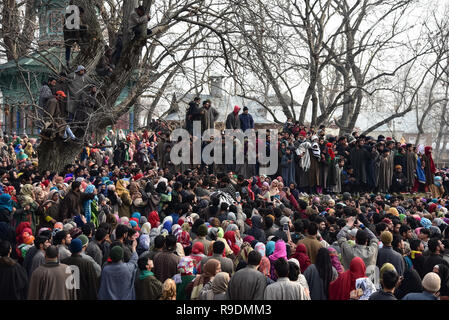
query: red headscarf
[
  {"left": 328, "top": 257, "right": 366, "bottom": 300},
  {"left": 425, "top": 146, "right": 436, "bottom": 174},
  {"left": 5, "top": 186, "right": 17, "bottom": 202},
  {"left": 292, "top": 243, "right": 311, "bottom": 273},
  {"left": 327, "top": 143, "right": 335, "bottom": 160},
  {"left": 224, "top": 231, "right": 240, "bottom": 256},
  {"left": 148, "top": 211, "right": 160, "bottom": 228},
  {"left": 233, "top": 105, "right": 241, "bottom": 115},
  {"left": 192, "top": 241, "right": 205, "bottom": 255}
]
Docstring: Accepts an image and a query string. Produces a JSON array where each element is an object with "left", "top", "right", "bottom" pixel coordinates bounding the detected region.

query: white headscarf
[
  {"left": 298, "top": 142, "right": 311, "bottom": 171},
  {"left": 312, "top": 142, "right": 321, "bottom": 158},
  {"left": 417, "top": 144, "right": 425, "bottom": 155}
]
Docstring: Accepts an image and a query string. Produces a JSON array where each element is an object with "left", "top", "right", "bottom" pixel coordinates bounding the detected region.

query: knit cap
[
  {"left": 110, "top": 246, "right": 124, "bottom": 262},
  {"left": 422, "top": 272, "right": 441, "bottom": 293},
  {"left": 69, "top": 238, "right": 83, "bottom": 254},
  {"left": 78, "top": 235, "right": 89, "bottom": 247},
  {"left": 380, "top": 231, "right": 393, "bottom": 246}
]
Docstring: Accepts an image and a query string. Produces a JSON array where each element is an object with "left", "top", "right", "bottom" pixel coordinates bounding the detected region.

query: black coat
[
  {"left": 61, "top": 255, "right": 99, "bottom": 300},
  {"left": 0, "top": 257, "right": 28, "bottom": 300}
]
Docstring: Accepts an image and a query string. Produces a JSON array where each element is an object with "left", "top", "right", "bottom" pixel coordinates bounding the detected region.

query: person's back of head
[
  {"left": 115, "top": 224, "right": 130, "bottom": 240},
  {"left": 81, "top": 224, "right": 92, "bottom": 237},
  {"left": 409, "top": 239, "right": 422, "bottom": 251},
  {"left": 307, "top": 222, "right": 318, "bottom": 236},
  {"left": 220, "top": 202, "right": 228, "bottom": 212},
  {"left": 45, "top": 245, "right": 59, "bottom": 259},
  {"left": 288, "top": 261, "right": 300, "bottom": 281},
  {"left": 264, "top": 215, "right": 274, "bottom": 229},
  {"left": 274, "top": 258, "right": 289, "bottom": 278},
  {"left": 154, "top": 235, "right": 165, "bottom": 249},
  {"left": 213, "top": 240, "right": 225, "bottom": 255},
  {"left": 382, "top": 269, "right": 399, "bottom": 291},
  {"left": 247, "top": 250, "right": 262, "bottom": 267},
  {"left": 138, "top": 256, "right": 149, "bottom": 271},
  {"left": 95, "top": 228, "right": 108, "bottom": 242},
  {"left": 0, "top": 240, "right": 11, "bottom": 257},
  {"left": 165, "top": 235, "right": 177, "bottom": 251},
  {"left": 355, "top": 229, "right": 369, "bottom": 245}
]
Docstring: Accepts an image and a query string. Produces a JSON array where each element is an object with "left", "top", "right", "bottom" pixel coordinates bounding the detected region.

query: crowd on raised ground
[{"left": 2, "top": 93, "right": 449, "bottom": 300}]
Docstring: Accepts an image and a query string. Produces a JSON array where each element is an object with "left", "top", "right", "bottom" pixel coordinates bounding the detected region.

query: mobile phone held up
[
  {"left": 235, "top": 192, "right": 240, "bottom": 199},
  {"left": 283, "top": 223, "right": 289, "bottom": 232}
]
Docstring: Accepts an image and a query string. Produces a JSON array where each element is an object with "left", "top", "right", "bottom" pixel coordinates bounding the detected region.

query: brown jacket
[
  {"left": 59, "top": 189, "right": 95, "bottom": 220},
  {"left": 298, "top": 236, "right": 323, "bottom": 264}
]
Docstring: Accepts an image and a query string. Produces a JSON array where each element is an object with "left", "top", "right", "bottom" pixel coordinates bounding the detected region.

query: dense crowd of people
[{"left": 2, "top": 94, "right": 449, "bottom": 301}]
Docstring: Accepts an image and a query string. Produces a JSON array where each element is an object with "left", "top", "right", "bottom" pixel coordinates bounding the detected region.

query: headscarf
[
  {"left": 243, "top": 235, "right": 255, "bottom": 244},
  {"left": 292, "top": 243, "right": 311, "bottom": 273},
  {"left": 192, "top": 241, "right": 205, "bottom": 255},
  {"left": 141, "top": 222, "right": 152, "bottom": 235},
  {"left": 129, "top": 182, "right": 141, "bottom": 201},
  {"left": 238, "top": 242, "right": 253, "bottom": 264},
  {"left": 266, "top": 241, "right": 275, "bottom": 256},
  {"left": 298, "top": 142, "right": 311, "bottom": 171},
  {"left": 120, "top": 216, "right": 129, "bottom": 225},
  {"left": 327, "top": 143, "right": 335, "bottom": 160},
  {"left": 255, "top": 242, "right": 266, "bottom": 257},
  {"left": 4, "top": 186, "right": 17, "bottom": 203},
  {"left": 416, "top": 156, "right": 426, "bottom": 183},
  {"left": 177, "top": 230, "right": 191, "bottom": 248},
  {"left": 258, "top": 256, "right": 271, "bottom": 277},
  {"left": 137, "top": 234, "right": 150, "bottom": 252},
  {"left": 211, "top": 272, "right": 230, "bottom": 294},
  {"left": 115, "top": 179, "right": 129, "bottom": 197},
  {"left": 328, "top": 247, "right": 344, "bottom": 274},
  {"left": 83, "top": 184, "right": 96, "bottom": 223},
  {"left": 420, "top": 217, "right": 432, "bottom": 229},
  {"left": 425, "top": 146, "right": 436, "bottom": 174},
  {"left": 18, "top": 184, "right": 35, "bottom": 207},
  {"left": 191, "top": 259, "right": 221, "bottom": 300},
  {"left": 177, "top": 256, "right": 194, "bottom": 276},
  {"left": 0, "top": 194, "right": 13, "bottom": 212},
  {"left": 269, "top": 240, "right": 287, "bottom": 262},
  {"left": 328, "top": 257, "right": 366, "bottom": 300},
  {"left": 223, "top": 231, "right": 240, "bottom": 256},
  {"left": 148, "top": 211, "right": 160, "bottom": 228}
]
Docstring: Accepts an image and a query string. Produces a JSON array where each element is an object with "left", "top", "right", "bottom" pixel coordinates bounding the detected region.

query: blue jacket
[
  {"left": 98, "top": 251, "right": 138, "bottom": 300},
  {"left": 402, "top": 291, "right": 438, "bottom": 300},
  {"left": 239, "top": 113, "right": 254, "bottom": 131}
]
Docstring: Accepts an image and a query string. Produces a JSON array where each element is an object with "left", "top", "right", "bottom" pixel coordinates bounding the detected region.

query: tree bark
[{"left": 37, "top": 138, "right": 84, "bottom": 173}]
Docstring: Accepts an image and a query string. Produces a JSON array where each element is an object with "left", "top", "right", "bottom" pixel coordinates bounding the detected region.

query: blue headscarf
[
  {"left": 0, "top": 194, "right": 13, "bottom": 212},
  {"left": 132, "top": 212, "right": 141, "bottom": 221},
  {"left": 421, "top": 217, "right": 432, "bottom": 229},
  {"left": 163, "top": 220, "right": 173, "bottom": 234},
  {"left": 83, "top": 185, "right": 97, "bottom": 223},
  {"left": 266, "top": 241, "right": 275, "bottom": 256},
  {"left": 416, "top": 157, "right": 426, "bottom": 184},
  {"left": 170, "top": 213, "right": 179, "bottom": 225}
]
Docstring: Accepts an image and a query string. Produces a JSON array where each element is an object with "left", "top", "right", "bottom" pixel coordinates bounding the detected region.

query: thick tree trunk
[{"left": 37, "top": 138, "right": 83, "bottom": 173}]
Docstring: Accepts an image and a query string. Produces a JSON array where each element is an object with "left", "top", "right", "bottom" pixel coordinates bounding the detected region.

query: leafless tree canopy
[{"left": 0, "top": 0, "right": 449, "bottom": 169}]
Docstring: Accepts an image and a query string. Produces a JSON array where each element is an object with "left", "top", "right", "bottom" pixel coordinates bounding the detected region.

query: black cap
[{"left": 243, "top": 106, "right": 248, "bottom": 111}]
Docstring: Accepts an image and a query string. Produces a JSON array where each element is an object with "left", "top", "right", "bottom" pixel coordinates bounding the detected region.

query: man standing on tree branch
[{"left": 128, "top": 6, "right": 168, "bottom": 40}]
